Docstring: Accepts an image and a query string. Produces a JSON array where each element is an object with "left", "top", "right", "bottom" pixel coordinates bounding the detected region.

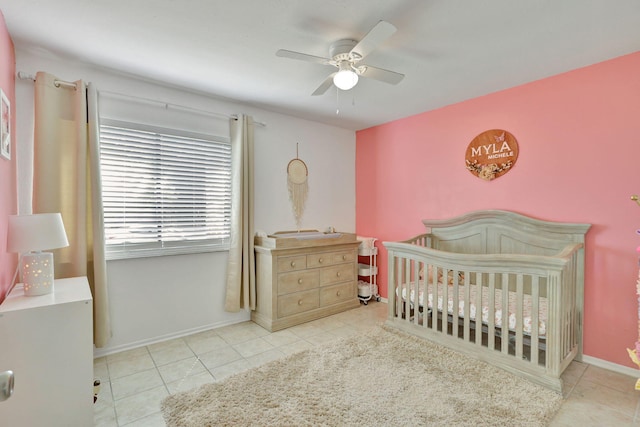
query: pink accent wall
[
  {"left": 356, "top": 51, "right": 640, "bottom": 368},
  {"left": 0, "top": 10, "right": 16, "bottom": 303}
]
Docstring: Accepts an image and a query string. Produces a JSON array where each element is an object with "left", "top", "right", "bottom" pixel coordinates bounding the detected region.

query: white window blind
[{"left": 99, "top": 119, "right": 231, "bottom": 259}]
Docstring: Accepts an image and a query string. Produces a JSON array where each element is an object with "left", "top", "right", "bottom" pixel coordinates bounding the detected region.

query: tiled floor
[{"left": 93, "top": 301, "right": 640, "bottom": 426}]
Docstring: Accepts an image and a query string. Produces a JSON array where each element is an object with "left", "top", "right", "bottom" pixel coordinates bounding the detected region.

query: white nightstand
[{"left": 0, "top": 276, "right": 93, "bottom": 426}]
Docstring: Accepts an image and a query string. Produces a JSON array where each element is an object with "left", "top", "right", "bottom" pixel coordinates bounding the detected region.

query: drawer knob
[
  {"left": 342, "top": 255, "right": 347, "bottom": 260},
  {"left": 336, "top": 271, "right": 341, "bottom": 277},
  {"left": 336, "top": 291, "right": 341, "bottom": 296},
  {"left": 298, "top": 278, "right": 303, "bottom": 284},
  {"left": 290, "top": 261, "right": 296, "bottom": 267},
  {"left": 298, "top": 299, "right": 303, "bottom": 305},
  {"left": 318, "top": 258, "right": 324, "bottom": 264}
]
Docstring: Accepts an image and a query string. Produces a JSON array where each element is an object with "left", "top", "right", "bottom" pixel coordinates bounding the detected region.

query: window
[{"left": 99, "top": 119, "right": 231, "bottom": 259}]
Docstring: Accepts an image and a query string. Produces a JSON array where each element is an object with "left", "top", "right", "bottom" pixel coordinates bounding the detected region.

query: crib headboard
[{"left": 422, "top": 210, "right": 590, "bottom": 256}]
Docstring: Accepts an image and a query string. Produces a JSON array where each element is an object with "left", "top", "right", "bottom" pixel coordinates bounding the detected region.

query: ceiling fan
[{"left": 276, "top": 20, "right": 404, "bottom": 96}]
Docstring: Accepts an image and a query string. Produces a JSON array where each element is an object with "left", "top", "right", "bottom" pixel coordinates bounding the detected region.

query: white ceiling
[{"left": 1, "top": 0, "right": 640, "bottom": 130}]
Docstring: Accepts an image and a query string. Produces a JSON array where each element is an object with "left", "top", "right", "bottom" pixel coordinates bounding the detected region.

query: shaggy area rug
[{"left": 161, "top": 326, "right": 562, "bottom": 426}]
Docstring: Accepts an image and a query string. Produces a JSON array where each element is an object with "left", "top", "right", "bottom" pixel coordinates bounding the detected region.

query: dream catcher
[{"left": 287, "top": 143, "right": 308, "bottom": 230}]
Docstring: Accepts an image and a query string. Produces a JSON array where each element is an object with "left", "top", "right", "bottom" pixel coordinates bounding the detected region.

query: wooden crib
[{"left": 383, "top": 210, "right": 590, "bottom": 392}]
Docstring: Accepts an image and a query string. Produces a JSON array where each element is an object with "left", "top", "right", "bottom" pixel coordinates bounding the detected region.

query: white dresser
[
  {"left": 253, "top": 232, "right": 360, "bottom": 331},
  {"left": 0, "top": 276, "right": 93, "bottom": 427}
]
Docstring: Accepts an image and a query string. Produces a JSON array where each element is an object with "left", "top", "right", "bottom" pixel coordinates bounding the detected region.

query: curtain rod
[
  {"left": 18, "top": 71, "right": 266, "bottom": 127},
  {"left": 17, "top": 71, "right": 79, "bottom": 89},
  {"left": 100, "top": 90, "right": 266, "bottom": 127}
]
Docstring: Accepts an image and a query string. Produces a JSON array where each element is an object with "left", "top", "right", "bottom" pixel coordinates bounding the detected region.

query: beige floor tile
[
  {"left": 279, "top": 339, "right": 314, "bottom": 356},
  {"left": 216, "top": 324, "right": 266, "bottom": 345},
  {"left": 288, "top": 321, "right": 325, "bottom": 338},
  {"left": 232, "top": 336, "right": 276, "bottom": 358},
  {"left": 198, "top": 345, "right": 243, "bottom": 370},
  {"left": 185, "top": 333, "right": 230, "bottom": 355},
  {"left": 570, "top": 377, "right": 639, "bottom": 418},
  {"left": 156, "top": 356, "right": 207, "bottom": 384},
  {"left": 260, "top": 328, "right": 301, "bottom": 347},
  {"left": 550, "top": 396, "right": 635, "bottom": 426},
  {"left": 209, "top": 358, "right": 252, "bottom": 381},
  {"left": 108, "top": 353, "right": 156, "bottom": 379},
  {"left": 246, "top": 347, "right": 287, "bottom": 368},
  {"left": 95, "top": 379, "right": 114, "bottom": 404},
  {"left": 114, "top": 385, "right": 168, "bottom": 426},
  {"left": 111, "top": 368, "right": 165, "bottom": 401},
  {"left": 148, "top": 341, "right": 195, "bottom": 366},
  {"left": 167, "top": 370, "right": 215, "bottom": 394},
  {"left": 94, "top": 398, "right": 118, "bottom": 427},
  {"left": 121, "top": 411, "right": 166, "bottom": 427},
  {"left": 582, "top": 365, "right": 638, "bottom": 394},
  {"left": 107, "top": 346, "right": 149, "bottom": 363}
]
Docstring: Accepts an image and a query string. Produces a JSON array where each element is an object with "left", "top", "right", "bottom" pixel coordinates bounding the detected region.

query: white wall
[{"left": 15, "top": 49, "right": 356, "bottom": 356}]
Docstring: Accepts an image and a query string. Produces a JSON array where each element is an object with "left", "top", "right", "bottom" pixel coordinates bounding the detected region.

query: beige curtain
[
  {"left": 32, "top": 72, "right": 111, "bottom": 348},
  {"left": 224, "top": 114, "right": 256, "bottom": 312}
]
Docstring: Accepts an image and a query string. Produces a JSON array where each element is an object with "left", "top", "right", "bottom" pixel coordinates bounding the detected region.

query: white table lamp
[{"left": 7, "top": 213, "right": 69, "bottom": 296}]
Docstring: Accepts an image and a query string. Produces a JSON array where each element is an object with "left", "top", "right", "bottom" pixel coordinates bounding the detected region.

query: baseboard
[
  {"left": 93, "top": 318, "right": 247, "bottom": 359},
  {"left": 582, "top": 354, "right": 640, "bottom": 379}
]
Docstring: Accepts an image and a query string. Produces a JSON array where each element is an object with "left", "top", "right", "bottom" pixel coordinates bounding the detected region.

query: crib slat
[
  {"left": 515, "top": 274, "right": 524, "bottom": 359},
  {"left": 452, "top": 272, "right": 460, "bottom": 338},
  {"left": 430, "top": 264, "right": 437, "bottom": 330},
  {"left": 531, "top": 275, "right": 540, "bottom": 367},
  {"left": 475, "top": 273, "right": 483, "bottom": 346},
  {"left": 443, "top": 268, "right": 450, "bottom": 336},
  {"left": 463, "top": 273, "right": 471, "bottom": 342},
  {"left": 416, "top": 261, "right": 420, "bottom": 324},
  {"left": 501, "top": 273, "right": 509, "bottom": 354},
  {"left": 488, "top": 273, "right": 496, "bottom": 350}
]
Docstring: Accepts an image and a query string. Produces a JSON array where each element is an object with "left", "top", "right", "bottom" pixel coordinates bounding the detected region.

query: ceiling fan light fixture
[{"left": 333, "top": 62, "right": 359, "bottom": 90}]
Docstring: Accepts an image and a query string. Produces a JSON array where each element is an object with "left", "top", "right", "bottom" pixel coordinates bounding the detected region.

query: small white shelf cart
[{"left": 357, "top": 237, "right": 380, "bottom": 305}]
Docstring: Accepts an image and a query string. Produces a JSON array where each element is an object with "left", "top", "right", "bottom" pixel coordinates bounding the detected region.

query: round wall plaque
[{"left": 465, "top": 129, "right": 519, "bottom": 181}]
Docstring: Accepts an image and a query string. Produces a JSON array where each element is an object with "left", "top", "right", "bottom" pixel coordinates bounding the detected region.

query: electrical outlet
[{"left": 0, "top": 370, "right": 14, "bottom": 402}]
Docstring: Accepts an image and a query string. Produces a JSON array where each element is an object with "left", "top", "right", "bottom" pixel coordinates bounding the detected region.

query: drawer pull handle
[
  {"left": 298, "top": 278, "right": 303, "bottom": 284},
  {"left": 342, "top": 255, "right": 347, "bottom": 260},
  {"left": 318, "top": 258, "right": 324, "bottom": 264},
  {"left": 290, "top": 261, "right": 296, "bottom": 267},
  {"left": 336, "top": 291, "right": 341, "bottom": 296},
  {"left": 298, "top": 299, "right": 303, "bottom": 305},
  {"left": 336, "top": 272, "right": 341, "bottom": 277}
]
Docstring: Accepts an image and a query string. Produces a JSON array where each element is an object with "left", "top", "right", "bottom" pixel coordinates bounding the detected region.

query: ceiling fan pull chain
[{"left": 336, "top": 88, "right": 340, "bottom": 115}]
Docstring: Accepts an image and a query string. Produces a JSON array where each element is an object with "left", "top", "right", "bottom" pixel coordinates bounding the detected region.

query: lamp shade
[
  {"left": 7, "top": 213, "right": 69, "bottom": 296},
  {"left": 7, "top": 213, "right": 69, "bottom": 253},
  {"left": 333, "top": 61, "right": 359, "bottom": 91}
]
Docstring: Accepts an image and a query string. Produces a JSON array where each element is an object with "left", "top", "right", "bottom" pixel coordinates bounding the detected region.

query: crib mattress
[{"left": 398, "top": 281, "right": 547, "bottom": 336}]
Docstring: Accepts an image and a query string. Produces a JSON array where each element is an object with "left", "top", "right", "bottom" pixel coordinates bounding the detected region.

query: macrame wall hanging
[{"left": 287, "top": 143, "right": 308, "bottom": 230}]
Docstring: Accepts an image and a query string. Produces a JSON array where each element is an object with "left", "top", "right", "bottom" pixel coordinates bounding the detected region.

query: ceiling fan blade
[
  {"left": 311, "top": 73, "right": 337, "bottom": 96},
  {"left": 350, "top": 21, "right": 397, "bottom": 60},
  {"left": 359, "top": 65, "right": 404, "bottom": 85},
  {"left": 276, "top": 49, "right": 331, "bottom": 65}
]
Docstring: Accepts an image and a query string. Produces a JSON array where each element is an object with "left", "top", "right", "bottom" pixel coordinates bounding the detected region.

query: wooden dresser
[{"left": 252, "top": 232, "right": 360, "bottom": 331}]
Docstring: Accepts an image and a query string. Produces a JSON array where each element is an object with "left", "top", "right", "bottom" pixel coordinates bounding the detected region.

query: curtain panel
[
  {"left": 224, "top": 114, "right": 256, "bottom": 312},
  {"left": 32, "top": 72, "right": 111, "bottom": 347}
]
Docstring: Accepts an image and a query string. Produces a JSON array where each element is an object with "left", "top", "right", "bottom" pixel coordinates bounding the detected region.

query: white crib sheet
[{"left": 398, "top": 281, "right": 547, "bottom": 337}]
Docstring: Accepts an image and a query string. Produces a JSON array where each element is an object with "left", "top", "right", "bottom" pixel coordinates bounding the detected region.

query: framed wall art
[
  {"left": 465, "top": 129, "right": 518, "bottom": 181},
  {"left": 1, "top": 89, "right": 10, "bottom": 160}
]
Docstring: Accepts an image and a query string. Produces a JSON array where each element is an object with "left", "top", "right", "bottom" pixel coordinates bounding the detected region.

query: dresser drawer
[
  {"left": 320, "top": 264, "right": 355, "bottom": 286},
  {"left": 306, "top": 252, "right": 331, "bottom": 268},
  {"left": 277, "top": 270, "right": 319, "bottom": 295},
  {"left": 320, "top": 282, "right": 355, "bottom": 306},
  {"left": 277, "top": 255, "right": 307, "bottom": 272},
  {"left": 331, "top": 250, "right": 355, "bottom": 264},
  {"left": 277, "top": 289, "right": 319, "bottom": 317}
]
